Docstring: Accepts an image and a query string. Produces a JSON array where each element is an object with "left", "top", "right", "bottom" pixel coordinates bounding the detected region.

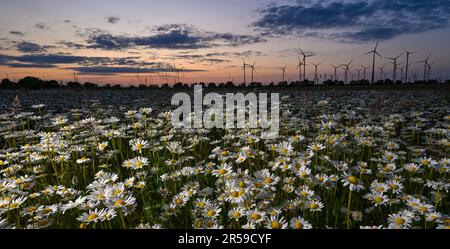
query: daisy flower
[
  {"left": 290, "top": 216, "right": 312, "bottom": 229},
  {"left": 130, "top": 138, "right": 149, "bottom": 153},
  {"left": 342, "top": 173, "right": 365, "bottom": 192}
]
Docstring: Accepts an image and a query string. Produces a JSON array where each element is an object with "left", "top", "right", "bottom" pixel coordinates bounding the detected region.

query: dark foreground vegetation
[{"left": 1, "top": 76, "right": 449, "bottom": 90}]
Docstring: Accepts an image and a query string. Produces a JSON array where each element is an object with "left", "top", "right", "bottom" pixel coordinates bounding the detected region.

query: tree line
[{"left": 0, "top": 76, "right": 447, "bottom": 90}]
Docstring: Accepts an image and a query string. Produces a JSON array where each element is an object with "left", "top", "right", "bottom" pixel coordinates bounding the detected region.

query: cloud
[
  {"left": 253, "top": 0, "right": 450, "bottom": 42},
  {"left": 35, "top": 23, "right": 50, "bottom": 30},
  {"left": 172, "top": 50, "right": 263, "bottom": 64},
  {"left": 16, "top": 42, "right": 47, "bottom": 53},
  {"left": 69, "top": 66, "right": 206, "bottom": 75},
  {"left": 174, "top": 53, "right": 231, "bottom": 64},
  {"left": 106, "top": 15, "right": 121, "bottom": 24},
  {"left": 9, "top": 31, "right": 25, "bottom": 36},
  {"left": 5, "top": 63, "right": 57, "bottom": 68},
  {"left": 0, "top": 53, "right": 205, "bottom": 74},
  {"left": 58, "top": 41, "right": 89, "bottom": 49},
  {"left": 82, "top": 24, "right": 265, "bottom": 50}
]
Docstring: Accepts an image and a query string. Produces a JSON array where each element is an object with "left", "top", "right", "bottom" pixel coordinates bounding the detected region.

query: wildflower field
[{"left": 0, "top": 86, "right": 449, "bottom": 229}]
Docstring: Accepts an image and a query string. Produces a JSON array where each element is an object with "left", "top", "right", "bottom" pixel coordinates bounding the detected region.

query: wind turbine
[
  {"left": 427, "top": 61, "right": 435, "bottom": 81},
  {"left": 355, "top": 69, "right": 362, "bottom": 81},
  {"left": 384, "top": 52, "right": 403, "bottom": 82},
  {"left": 331, "top": 64, "right": 340, "bottom": 81},
  {"left": 241, "top": 58, "right": 247, "bottom": 84},
  {"left": 417, "top": 54, "right": 431, "bottom": 81},
  {"left": 378, "top": 64, "right": 386, "bottom": 81},
  {"left": 364, "top": 41, "right": 382, "bottom": 84},
  {"left": 249, "top": 60, "right": 256, "bottom": 83},
  {"left": 299, "top": 49, "right": 315, "bottom": 81},
  {"left": 340, "top": 60, "right": 353, "bottom": 84},
  {"left": 280, "top": 65, "right": 287, "bottom": 83},
  {"left": 403, "top": 48, "right": 415, "bottom": 83},
  {"left": 361, "top": 65, "right": 370, "bottom": 81},
  {"left": 296, "top": 56, "right": 303, "bottom": 82},
  {"left": 311, "top": 62, "right": 322, "bottom": 85}
]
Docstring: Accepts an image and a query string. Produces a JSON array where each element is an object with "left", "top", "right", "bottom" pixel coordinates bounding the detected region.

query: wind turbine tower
[{"left": 364, "top": 41, "right": 381, "bottom": 84}]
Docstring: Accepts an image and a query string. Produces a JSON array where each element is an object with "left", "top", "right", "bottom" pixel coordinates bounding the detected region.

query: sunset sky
[{"left": 1, "top": 0, "right": 450, "bottom": 85}]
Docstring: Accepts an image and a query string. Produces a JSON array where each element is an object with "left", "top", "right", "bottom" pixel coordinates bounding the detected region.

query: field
[{"left": 0, "top": 85, "right": 449, "bottom": 229}]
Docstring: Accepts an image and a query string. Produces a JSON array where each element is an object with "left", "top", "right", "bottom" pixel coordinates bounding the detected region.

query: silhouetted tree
[
  {"left": 17, "top": 76, "right": 43, "bottom": 89},
  {"left": 67, "top": 81, "right": 82, "bottom": 88},
  {"left": 83, "top": 82, "right": 98, "bottom": 88},
  {"left": 0, "top": 78, "right": 17, "bottom": 88}
]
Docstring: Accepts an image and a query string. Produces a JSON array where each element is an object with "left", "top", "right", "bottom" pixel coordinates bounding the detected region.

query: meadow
[{"left": 0, "top": 85, "right": 449, "bottom": 229}]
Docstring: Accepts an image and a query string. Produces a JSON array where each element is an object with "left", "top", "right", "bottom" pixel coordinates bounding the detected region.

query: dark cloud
[
  {"left": 9, "top": 31, "right": 25, "bottom": 36},
  {"left": 69, "top": 66, "right": 206, "bottom": 75},
  {"left": 5, "top": 63, "right": 57, "bottom": 68},
  {"left": 16, "top": 42, "right": 47, "bottom": 53},
  {"left": 106, "top": 15, "right": 121, "bottom": 24},
  {"left": 0, "top": 53, "right": 202, "bottom": 74},
  {"left": 170, "top": 49, "right": 263, "bottom": 65},
  {"left": 253, "top": 0, "right": 450, "bottom": 42},
  {"left": 35, "top": 23, "right": 50, "bottom": 30},
  {"left": 58, "top": 41, "right": 88, "bottom": 49},
  {"left": 83, "top": 24, "right": 265, "bottom": 50},
  {"left": 174, "top": 53, "right": 231, "bottom": 64}
]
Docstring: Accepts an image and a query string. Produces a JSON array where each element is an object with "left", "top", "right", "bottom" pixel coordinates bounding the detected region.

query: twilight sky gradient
[{"left": 1, "top": 0, "right": 450, "bottom": 85}]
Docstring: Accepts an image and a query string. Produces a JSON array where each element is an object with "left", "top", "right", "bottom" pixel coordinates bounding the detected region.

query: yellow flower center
[
  {"left": 251, "top": 213, "right": 261, "bottom": 220},
  {"left": 207, "top": 210, "right": 216, "bottom": 217},
  {"left": 294, "top": 222, "right": 303, "bottom": 229},
  {"left": 27, "top": 206, "right": 37, "bottom": 213},
  {"left": 374, "top": 196, "right": 384, "bottom": 203},
  {"left": 114, "top": 199, "right": 125, "bottom": 206},
  {"left": 43, "top": 207, "right": 52, "bottom": 214},
  {"left": 309, "top": 203, "right": 319, "bottom": 209},
  {"left": 271, "top": 221, "right": 281, "bottom": 229},
  {"left": 218, "top": 169, "right": 227, "bottom": 175},
  {"left": 347, "top": 176, "right": 358, "bottom": 184},
  {"left": 375, "top": 186, "right": 385, "bottom": 192},
  {"left": 232, "top": 211, "right": 241, "bottom": 219},
  {"left": 87, "top": 213, "right": 98, "bottom": 221},
  {"left": 394, "top": 217, "right": 405, "bottom": 225},
  {"left": 264, "top": 177, "right": 273, "bottom": 184},
  {"left": 390, "top": 184, "right": 399, "bottom": 189}
]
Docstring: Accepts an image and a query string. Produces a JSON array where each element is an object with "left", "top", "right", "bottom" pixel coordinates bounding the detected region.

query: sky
[{"left": 1, "top": 0, "right": 450, "bottom": 85}]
